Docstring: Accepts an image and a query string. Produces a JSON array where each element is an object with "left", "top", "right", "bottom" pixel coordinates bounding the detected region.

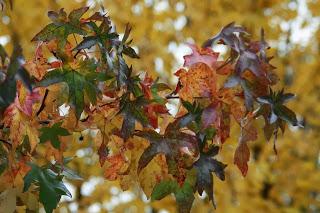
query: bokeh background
[{"left": 1, "top": 0, "right": 320, "bottom": 212}]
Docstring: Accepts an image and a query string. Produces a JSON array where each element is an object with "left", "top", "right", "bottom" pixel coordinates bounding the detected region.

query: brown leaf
[{"left": 234, "top": 142, "right": 250, "bottom": 177}]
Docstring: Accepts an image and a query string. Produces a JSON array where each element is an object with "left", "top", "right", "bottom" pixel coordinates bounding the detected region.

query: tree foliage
[{"left": 0, "top": 4, "right": 304, "bottom": 213}]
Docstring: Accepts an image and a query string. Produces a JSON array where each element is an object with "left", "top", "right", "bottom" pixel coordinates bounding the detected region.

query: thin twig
[{"left": 36, "top": 89, "right": 49, "bottom": 116}]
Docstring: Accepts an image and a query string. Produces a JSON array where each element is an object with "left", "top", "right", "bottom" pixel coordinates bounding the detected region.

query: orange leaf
[
  {"left": 175, "top": 63, "right": 217, "bottom": 102},
  {"left": 104, "top": 153, "right": 127, "bottom": 181}
]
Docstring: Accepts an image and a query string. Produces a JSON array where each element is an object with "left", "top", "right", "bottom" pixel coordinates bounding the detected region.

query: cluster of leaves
[{"left": 0, "top": 7, "right": 301, "bottom": 213}]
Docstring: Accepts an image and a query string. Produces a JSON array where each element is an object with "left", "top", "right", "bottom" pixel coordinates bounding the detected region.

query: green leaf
[
  {"left": 60, "top": 166, "right": 83, "bottom": 180},
  {"left": 256, "top": 89, "right": 299, "bottom": 128},
  {"left": 37, "top": 69, "right": 99, "bottom": 119},
  {"left": 23, "top": 163, "right": 72, "bottom": 213},
  {"left": 32, "top": 8, "right": 88, "bottom": 49},
  {"left": 0, "top": 44, "right": 32, "bottom": 109},
  {"left": 120, "top": 96, "right": 149, "bottom": 140},
  {"left": 0, "top": 76, "right": 16, "bottom": 108},
  {"left": 123, "top": 46, "right": 139, "bottom": 59},
  {"left": 204, "top": 127, "right": 216, "bottom": 141},
  {"left": 151, "top": 171, "right": 196, "bottom": 213},
  {"left": 73, "top": 36, "right": 98, "bottom": 51},
  {"left": 175, "top": 181, "right": 195, "bottom": 213},
  {"left": 68, "top": 7, "right": 89, "bottom": 25},
  {"left": 0, "top": 44, "right": 8, "bottom": 65},
  {"left": 151, "top": 180, "right": 178, "bottom": 201},
  {"left": 39, "top": 122, "right": 70, "bottom": 149},
  {"left": 274, "top": 105, "right": 298, "bottom": 126}
]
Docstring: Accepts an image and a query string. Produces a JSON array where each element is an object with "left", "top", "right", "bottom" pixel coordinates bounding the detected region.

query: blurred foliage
[{"left": 0, "top": 0, "right": 319, "bottom": 212}]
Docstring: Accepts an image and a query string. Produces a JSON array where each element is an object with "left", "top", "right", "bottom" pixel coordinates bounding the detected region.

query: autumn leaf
[
  {"left": 32, "top": 7, "right": 88, "bottom": 49},
  {"left": 234, "top": 141, "right": 250, "bottom": 177},
  {"left": 183, "top": 44, "right": 219, "bottom": 70},
  {"left": 37, "top": 68, "right": 99, "bottom": 119},
  {"left": 3, "top": 103, "right": 39, "bottom": 151},
  {"left": 24, "top": 43, "right": 52, "bottom": 81},
  {"left": 135, "top": 129, "right": 198, "bottom": 174},
  {"left": 175, "top": 63, "right": 217, "bottom": 102},
  {"left": 104, "top": 153, "right": 128, "bottom": 181}
]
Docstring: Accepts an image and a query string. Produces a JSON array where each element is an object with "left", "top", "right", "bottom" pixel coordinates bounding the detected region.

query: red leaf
[
  {"left": 13, "top": 84, "right": 41, "bottom": 116},
  {"left": 140, "top": 74, "right": 153, "bottom": 99},
  {"left": 183, "top": 43, "right": 219, "bottom": 70},
  {"left": 144, "top": 104, "right": 168, "bottom": 128},
  {"left": 234, "top": 142, "right": 250, "bottom": 177}
]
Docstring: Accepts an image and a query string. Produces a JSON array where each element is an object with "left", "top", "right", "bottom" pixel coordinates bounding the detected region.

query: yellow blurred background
[{"left": 1, "top": 0, "right": 319, "bottom": 212}]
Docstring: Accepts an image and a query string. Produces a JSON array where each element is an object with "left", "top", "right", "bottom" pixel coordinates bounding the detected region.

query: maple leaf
[
  {"left": 50, "top": 158, "right": 83, "bottom": 180},
  {"left": 32, "top": 7, "right": 89, "bottom": 49},
  {"left": 235, "top": 49, "right": 265, "bottom": 78},
  {"left": 234, "top": 115, "right": 257, "bottom": 176},
  {"left": 23, "top": 163, "right": 71, "bottom": 213},
  {"left": 3, "top": 102, "right": 39, "bottom": 151},
  {"left": 202, "top": 22, "right": 247, "bottom": 49},
  {"left": 135, "top": 130, "right": 198, "bottom": 174},
  {"left": 257, "top": 89, "right": 298, "bottom": 126},
  {"left": 24, "top": 43, "right": 52, "bottom": 81},
  {"left": 224, "top": 71, "right": 270, "bottom": 111},
  {"left": 119, "top": 95, "right": 149, "bottom": 140},
  {"left": 175, "top": 63, "right": 217, "bottom": 102},
  {"left": 183, "top": 43, "right": 219, "bottom": 70},
  {"left": 255, "top": 89, "right": 300, "bottom": 153},
  {"left": 37, "top": 68, "right": 99, "bottom": 119},
  {"left": 39, "top": 122, "right": 70, "bottom": 149},
  {"left": 193, "top": 146, "right": 226, "bottom": 207},
  {"left": 14, "top": 85, "right": 41, "bottom": 117}
]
